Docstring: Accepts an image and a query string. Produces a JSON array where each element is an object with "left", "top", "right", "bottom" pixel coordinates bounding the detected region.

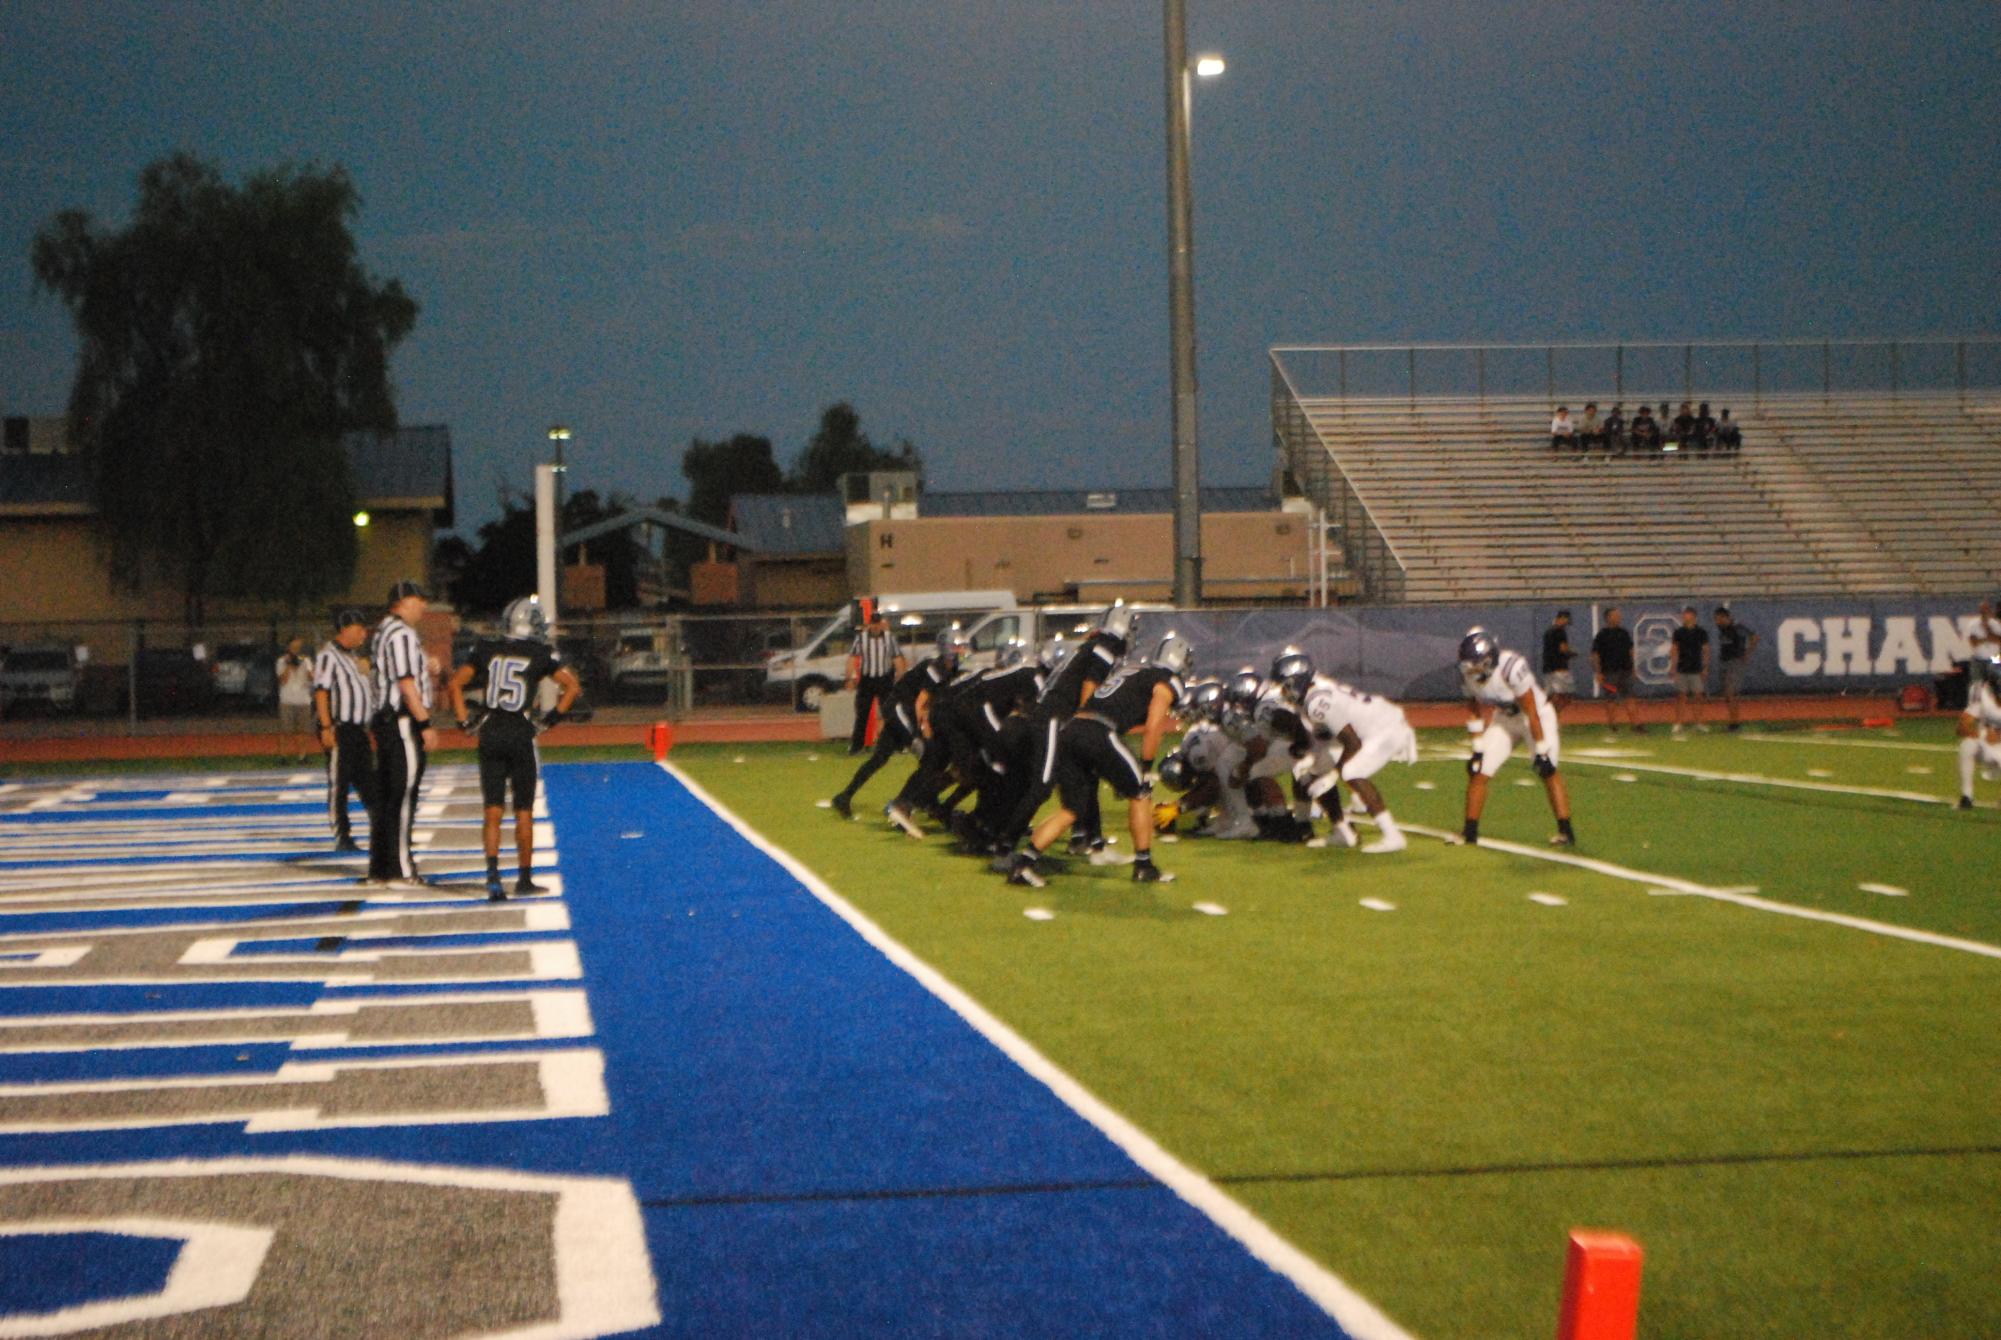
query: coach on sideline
[
  {"left": 313, "top": 609, "right": 379, "bottom": 854},
  {"left": 368, "top": 580, "right": 437, "bottom": 887}
]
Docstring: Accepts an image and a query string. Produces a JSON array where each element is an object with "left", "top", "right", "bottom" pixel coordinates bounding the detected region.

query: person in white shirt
[
  {"left": 275, "top": 635, "right": 315, "bottom": 760},
  {"left": 1549, "top": 406, "right": 1576, "bottom": 451},
  {"left": 1456, "top": 628, "right": 1576, "bottom": 846},
  {"left": 1958, "top": 653, "right": 2001, "bottom": 810},
  {"left": 1271, "top": 648, "right": 1418, "bottom": 853}
]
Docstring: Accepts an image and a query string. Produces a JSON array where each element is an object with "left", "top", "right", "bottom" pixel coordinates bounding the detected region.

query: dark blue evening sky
[{"left": 3, "top": 2, "right": 1996, "bottom": 533}]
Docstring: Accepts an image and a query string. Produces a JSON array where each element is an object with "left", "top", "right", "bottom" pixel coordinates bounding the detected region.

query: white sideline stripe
[
  {"left": 1558, "top": 755, "right": 1946, "bottom": 805},
  {"left": 1403, "top": 824, "right": 2001, "bottom": 961},
  {"left": 1737, "top": 733, "right": 1956, "bottom": 754},
  {"left": 662, "top": 762, "right": 1415, "bottom": 1340}
]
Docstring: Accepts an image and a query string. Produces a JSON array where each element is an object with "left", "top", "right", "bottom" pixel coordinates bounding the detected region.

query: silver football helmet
[
  {"left": 995, "top": 638, "right": 1029, "bottom": 670},
  {"left": 502, "top": 595, "right": 550, "bottom": 643},
  {"left": 1458, "top": 628, "right": 1500, "bottom": 682},
  {"left": 1100, "top": 600, "right": 1136, "bottom": 644},
  {"left": 1271, "top": 646, "right": 1314, "bottom": 701},
  {"left": 1152, "top": 632, "right": 1193, "bottom": 678},
  {"left": 1223, "top": 667, "right": 1263, "bottom": 715},
  {"left": 1185, "top": 678, "right": 1225, "bottom": 722},
  {"left": 937, "top": 625, "right": 970, "bottom": 668}
]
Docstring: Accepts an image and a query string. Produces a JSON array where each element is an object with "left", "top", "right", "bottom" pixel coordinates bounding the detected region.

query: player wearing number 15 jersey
[{"left": 447, "top": 595, "right": 581, "bottom": 899}]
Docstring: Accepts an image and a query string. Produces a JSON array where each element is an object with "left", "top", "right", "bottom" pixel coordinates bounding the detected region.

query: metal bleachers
[{"left": 1274, "top": 392, "right": 2001, "bottom": 603}]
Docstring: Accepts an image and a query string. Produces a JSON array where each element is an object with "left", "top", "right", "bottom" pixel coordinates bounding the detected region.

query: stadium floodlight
[
  {"left": 546, "top": 423, "right": 572, "bottom": 517},
  {"left": 352, "top": 510, "right": 371, "bottom": 528},
  {"left": 1194, "top": 53, "right": 1226, "bottom": 77}
]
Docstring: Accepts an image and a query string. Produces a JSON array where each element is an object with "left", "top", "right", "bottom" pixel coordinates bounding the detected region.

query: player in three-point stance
[
  {"left": 1958, "top": 651, "right": 2001, "bottom": 810},
  {"left": 1005, "top": 633, "right": 1190, "bottom": 888},
  {"left": 447, "top": 595, "right": 580, "bottom": 900},
  {"left": 829, "top": 627, "right": 966, "bottom": 823},
  {"left": 1457, "top": 628, "right": 1576, "bottom": 847},
  {"left": 1271, "top": 646, "right": 1418, "bottom": 854}
]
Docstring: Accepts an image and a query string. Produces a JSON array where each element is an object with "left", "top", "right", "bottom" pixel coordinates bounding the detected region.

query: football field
[
  {"left": 0, "top": 718, "right": 1995, "bottom": 1337},
  {"left": 675, "top": 717, "right": 2001, "bottom": 1339}
]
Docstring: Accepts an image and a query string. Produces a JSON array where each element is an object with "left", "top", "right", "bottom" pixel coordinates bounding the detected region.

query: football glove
[
  {"left": 460, "top": 705, "right": 488, "bottom": 735},
  {"left": 1532, "top": 745, "right": 1556, "bottom": 778}
]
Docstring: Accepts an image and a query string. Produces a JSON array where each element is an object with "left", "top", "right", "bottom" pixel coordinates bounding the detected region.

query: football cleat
[
  {"left": 1959, "top": 796, "right": 1975, "bottom": 810},
  {"left": 1006, "top": 852, "right": 1047, "bottom": 888},
  {"left": 515, "top": 876, "right": 548, "bottom": 895},
  {"left": 1130, "top": 861, "right": 1172, "bottom": 883},
  {"left": 1548, "top": 831, "right": 1576, "bottom": 847},
  {"left": 830, "top": 795, "right": 853, "bottom": 819},
  {"left": 486, "top": 874, "right": 507, "bottom": 902},
  {"left": 1362, "top": 832, "right": 1408, "bottom": 854},
  {"left": 885, "top": 803, "right": 924, "bottom": 838}
]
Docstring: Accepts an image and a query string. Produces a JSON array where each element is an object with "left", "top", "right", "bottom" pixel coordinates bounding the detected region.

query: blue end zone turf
[
  {"left": 546, "top": 762, "right": 1357, "bottom": 1338},
  {"left": 0, "top": 762, "right": 1369, "bottom": 1336}
]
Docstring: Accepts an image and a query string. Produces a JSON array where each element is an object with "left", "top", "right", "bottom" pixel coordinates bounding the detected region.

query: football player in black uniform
[
  {"left": 1006, "top": 633, "right": 1190, "bottom": 887},
  {"left": 828, "top": 627, "right": 966, "bottom": 821},
  {"left": 892, "top": 639, "right": 1047, "bottom": 842},
  {"left": 447, "top": 595, "right": 581, "bottom": 900},
  {"left": 989, "top": 603, "right": 1135, "bottom": 867}
]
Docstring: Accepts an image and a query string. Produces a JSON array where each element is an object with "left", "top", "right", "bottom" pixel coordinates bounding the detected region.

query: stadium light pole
[{"left": 1164, "top": 0, "right": 1223, "bottom": 608}]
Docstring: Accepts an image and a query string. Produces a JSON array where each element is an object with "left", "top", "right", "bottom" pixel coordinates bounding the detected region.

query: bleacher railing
[
  {"left": 1270, "top": 360, "right": 1407, "bottom": 603},
  {"left": 1269, "top": 337, "right": 2001, "bottom": 407}
]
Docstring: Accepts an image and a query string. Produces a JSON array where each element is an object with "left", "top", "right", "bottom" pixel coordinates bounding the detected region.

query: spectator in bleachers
[
  {"left": 1578, "top": 403, "right": 1603, "bottom": 451},
  {"left": 1549, "top": 406, "right": 1576, "bottom": 450},
  {"left": 1629, "top": 404, "right": 1661, "bottom": 451},
  {"left": 1695, "top": 402, "right": 1718, "bottom": 450},
  {"left": 1602, "top": 403, "right": 1628, "bottom": 453},
  {"left": 1717, "top": 409, "right": 1742, "bottom": 451},
  {"left": 1672, "top": 401, "right": 1698, "bottom": 450}
]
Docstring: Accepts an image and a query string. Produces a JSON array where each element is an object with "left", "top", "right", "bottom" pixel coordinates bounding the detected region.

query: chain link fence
[{"left": 0, "top": 608, "right": 876, "bottom": 730}]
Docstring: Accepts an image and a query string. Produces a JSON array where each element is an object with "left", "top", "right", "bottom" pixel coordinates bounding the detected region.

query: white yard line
[
  {"left": 1735, "top": 733, "right": 1957, "bottom": 755},
  {"left": 1555, "top": 756, "right": 1947, "bottom": 805},
  {"left": 1402, "top": 824, "right": 2001, "bottom": 961},
  {"left": 664, "top": 761, "right": 1417, "bottom": 1340}
]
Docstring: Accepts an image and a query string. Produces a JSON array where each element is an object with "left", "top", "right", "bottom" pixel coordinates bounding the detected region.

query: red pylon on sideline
[
  {"left": 864, "top": 700, "right": 881, "bottom": 748},
  {"left": 1555, "top": 1230, "right": 1643, "bottom": 1340},
  {"left": 648, "top": 721, "right": 674, "bottom": 761}
]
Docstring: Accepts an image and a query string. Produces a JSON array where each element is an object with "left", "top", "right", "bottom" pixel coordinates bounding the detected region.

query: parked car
[
  {"left": 608, "top": 628, "right": 681, "bottom": 702},
  {"left": 132, "top": 647, "right": 218, "bottom": 715},
  {"left": 0, "top": 645, "right": 80, "bottom": 716},
  {"left": 212, "top": 643, "right": 277, "bottom": 705}
]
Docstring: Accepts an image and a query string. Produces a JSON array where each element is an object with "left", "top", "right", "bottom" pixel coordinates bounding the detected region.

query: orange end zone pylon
[
  {"left": 1555, "top": 1230, "right": 1643, "bottom": 1340},
  {"left": 648, "top": 721, "right": 675, "bottom": 761}
]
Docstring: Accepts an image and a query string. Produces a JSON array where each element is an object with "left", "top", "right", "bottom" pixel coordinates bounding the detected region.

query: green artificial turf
[{"left": 673, "top": 720, "right": 2001, "bottom": 1340}]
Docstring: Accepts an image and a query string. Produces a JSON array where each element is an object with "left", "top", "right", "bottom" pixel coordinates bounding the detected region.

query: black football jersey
[
  {"left": 1084, "top": 665, "right": 1182, "bottom": 733},
  {"left": 892, "top": 655, "right": 956, "bottom": 711},
  {"left": 468, "top": 637, "right": 563, "bottom": 738},
  {"left": 1037, "top": 632, "right": 1125, "bottom": 718}
]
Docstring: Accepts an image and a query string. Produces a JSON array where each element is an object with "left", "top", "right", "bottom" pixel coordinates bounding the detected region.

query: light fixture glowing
[
  {"left": 1194, "top": 54, "right": 1226, "bottom": 78},
  {"left": 352, "top": 510, "right": 371, "bottom": 528}
]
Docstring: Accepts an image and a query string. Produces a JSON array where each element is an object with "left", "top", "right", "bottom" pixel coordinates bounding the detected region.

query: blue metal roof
[
  {"left": 919, "top": 487, "right": 1278, "bottom": 517},
  {"left": 729, "top": 494, "right": 848, "bottom": 555}
]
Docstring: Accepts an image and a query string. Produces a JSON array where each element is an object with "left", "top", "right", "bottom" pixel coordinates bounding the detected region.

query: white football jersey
[
  {"left": 1182, "top": 722, "right": 1227, "bottom": 773},
  {"left": 1252, "top": 684, "right": 1298, "bottom": 741},
  {"left": 1968, "top": 680, "right": 2001, "bottom": 731},
  {"left": 1300, "top": 674, "right": 1405, "bottom": 740},
  {"left": 1463, "top": 648, "right": 1549, "bottom": 714}
]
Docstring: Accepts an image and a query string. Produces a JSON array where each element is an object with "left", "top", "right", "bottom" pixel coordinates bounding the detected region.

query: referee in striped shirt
[
  {"left": 368, "top": 580, "right": 437, "bottom": 886},
  {"left": 313, "top": 609, "right": 378, "bottom": 854},
  {"left": 846, "top": 601, "right": 905, "bottom": 754}
]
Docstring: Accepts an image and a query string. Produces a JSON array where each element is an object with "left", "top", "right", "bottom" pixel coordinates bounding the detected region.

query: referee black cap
[
  {"left": 334, "top": 608, "right": 367, "bottom": 630},
  {"left": 386, "top": 579, "right": 430, "bottom": 604}
]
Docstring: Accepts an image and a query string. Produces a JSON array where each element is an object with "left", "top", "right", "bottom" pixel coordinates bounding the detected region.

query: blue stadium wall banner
[{"left": 1151, "top": 596, "right": 1989, "bottom": 700}]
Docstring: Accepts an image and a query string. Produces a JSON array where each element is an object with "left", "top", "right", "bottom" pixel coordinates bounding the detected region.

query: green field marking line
[
  {"left": 662, "top": 760, "right": 1422, "bottom": 1340},
  {"left": 1400, "top": 824, "right": 2001, "bottom": 962}
]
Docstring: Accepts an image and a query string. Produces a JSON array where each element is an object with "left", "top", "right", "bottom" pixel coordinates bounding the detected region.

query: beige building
[
  {"left": 0, "top": 421, "right": 452, "bottom": 646},
  {"left": 842, "top": 488, "right": 1312, "bottom": 604}
]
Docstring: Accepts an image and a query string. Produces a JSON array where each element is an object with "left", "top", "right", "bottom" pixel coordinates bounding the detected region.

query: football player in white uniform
[
  {"left": 1957, "top": 652, "right": 2001, "bottom": 809},
  {"left": 1272, "top": 647, "right": 1418, "bottom": 854},
  {"left": 1457, "top": 628, "right": 1577, "bottom": 847}
]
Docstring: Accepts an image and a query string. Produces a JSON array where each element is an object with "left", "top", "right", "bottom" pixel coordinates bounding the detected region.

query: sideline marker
[
  {"left": 1555, "top": 1230, "right": 1643, "bottom": 1340},
  {"left": 648, "top": 721, "right": 675, "bottom": 761}
]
